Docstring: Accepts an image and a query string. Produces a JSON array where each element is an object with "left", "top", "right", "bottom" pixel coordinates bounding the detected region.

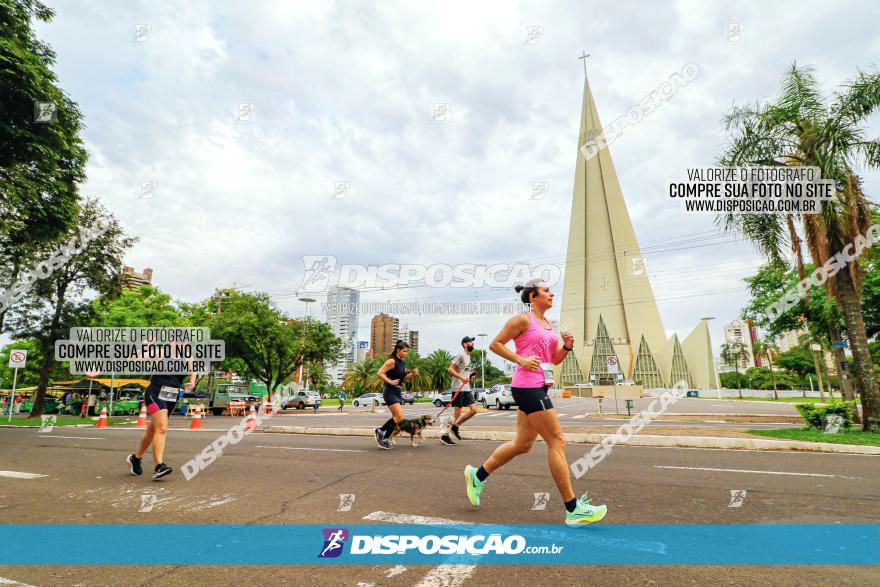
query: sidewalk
[{"left": 261, "top": 424, "right": 880, "bottom": 455}]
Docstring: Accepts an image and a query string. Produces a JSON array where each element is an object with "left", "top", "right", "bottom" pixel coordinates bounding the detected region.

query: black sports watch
[{"left": 563, "top": 344, "right": 573, "bottom": 352}]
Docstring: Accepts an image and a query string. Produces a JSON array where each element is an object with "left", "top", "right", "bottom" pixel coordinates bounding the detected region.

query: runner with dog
[
  {"left": 442, "top": 336, "right": 480, "bottom": 445},
  {"left": 373, "top": 340, "right": 419, "bottom": 450},
  {"left": 462, "top": 278, "right": 608, "bottom": 526}
]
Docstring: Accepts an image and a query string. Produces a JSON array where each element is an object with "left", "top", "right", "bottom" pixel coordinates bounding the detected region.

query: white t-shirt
[{"left": 451, "top": 352, "right": 474, "bottom": 391}]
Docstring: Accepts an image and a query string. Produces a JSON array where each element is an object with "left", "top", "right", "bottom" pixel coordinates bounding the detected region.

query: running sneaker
[
  {"left": 374, "top": 427, "right": 385, "bottom": 447},
  {"left": 464, "top": 464, "right": 485, "bottom": 507},
  {"left": 440, "top": 435, "right": 456, "bottom": 446},
  {"left": 451, "top": 424, "right": 461, "bottom": 441},
  {"left": 152, "top": 463, "right": 172, "bottom": 480},
  {"left": 127, "top": 454, "right": 143, "bottom": 476},
  {"left": 564, "top": 492, "right": 607, "bottom": 526},
  {"left": 378, "top": 439, "right": 392, "bottom": 450}
]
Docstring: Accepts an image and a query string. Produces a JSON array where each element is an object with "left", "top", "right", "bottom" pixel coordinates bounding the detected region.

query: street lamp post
[
  {"left": 296, "top": 296, "right": 317, "bottom": 390},
  {"left": 478, "top": 333, "right": 487, "bottom": 389}
]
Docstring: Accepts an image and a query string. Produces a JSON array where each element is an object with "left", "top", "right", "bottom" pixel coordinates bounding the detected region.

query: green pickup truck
[{"left": 208, "top": 383, "right": 260, "bottom": 415}]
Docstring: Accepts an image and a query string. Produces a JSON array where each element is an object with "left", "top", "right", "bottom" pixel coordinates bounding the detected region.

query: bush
[{"left": 795, "top": 399, "right": 857, "bottom": 430}]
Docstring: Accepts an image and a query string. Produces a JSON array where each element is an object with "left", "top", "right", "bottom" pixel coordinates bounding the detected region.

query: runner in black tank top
[{"left": 373, "top": 340, "right": 419, "bottom": 449}]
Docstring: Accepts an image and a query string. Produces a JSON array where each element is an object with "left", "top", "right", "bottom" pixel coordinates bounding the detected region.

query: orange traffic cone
[
  {"left": 95, "top": 406, "right": 108, "bottom": 428},
  {"left": 135, "top": 404, "right": 148, "bottom": 428},
  {"left": 189, "top": 405, "right": 203, "bottom": 430},
  {"left": 243, "top": 403, "right": 257, "bottom": 432}
]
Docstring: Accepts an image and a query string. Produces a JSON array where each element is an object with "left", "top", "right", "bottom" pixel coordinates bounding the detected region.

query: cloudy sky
[{"left": 32, "top": 0, "right": 880, "bottom": 359}]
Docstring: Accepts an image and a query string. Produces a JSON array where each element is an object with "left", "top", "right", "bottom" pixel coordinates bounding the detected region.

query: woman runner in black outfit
[{"left": 373, "top": 340, "right": 419, "bottom": 450}]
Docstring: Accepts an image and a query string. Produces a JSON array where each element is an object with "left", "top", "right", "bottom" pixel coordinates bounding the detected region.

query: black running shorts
[
  {"left": 144, "top": 383, "right": 178, "bottom": 415},
  {"left": 511, "top": 386, "right": 553, "bottom": 414},
  {"left": 451, "top": 391, "right": 475, "bottom": 408},
  {"left": 383, "top": 386, "right": 404, "bottom": 406}
]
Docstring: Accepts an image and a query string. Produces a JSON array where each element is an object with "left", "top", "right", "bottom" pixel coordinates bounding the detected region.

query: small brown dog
[{"left": 388, "top": 415, "right": 434, "bottom": 447}]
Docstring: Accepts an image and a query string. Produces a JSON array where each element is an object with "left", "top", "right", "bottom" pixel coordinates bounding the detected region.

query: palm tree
[
  {"left": 720, "top": 342, "right": 746, "bottom": 398},
  {"left": 753, "top": 339, "right": 779, "bottom": 400},
  {"left": 422, "top": 349, "right": 455, "bottom": 391},
  {"left": 303, "top": 362, "right": 331, "bottom": 392},
  {"left": 719, "top": 64, "right": 880, "bottom": 430},
  {"left": 343, "top": 358, "right": 384, "bottom": 393}
]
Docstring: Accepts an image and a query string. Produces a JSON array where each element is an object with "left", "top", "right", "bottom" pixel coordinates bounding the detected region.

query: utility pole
[{"left": 478, "top": 333, "right": 487, "bottom": 388}]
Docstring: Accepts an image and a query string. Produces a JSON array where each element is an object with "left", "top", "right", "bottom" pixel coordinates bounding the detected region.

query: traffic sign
[
  {"left": 833, "top": 340, "right": 848, "bottom": 348},
  {"left": 8, "top": 349, "right": 27, "bottom": 369},
  {"left": 606, "top": 355, "right": 619, "bottom": 374}
]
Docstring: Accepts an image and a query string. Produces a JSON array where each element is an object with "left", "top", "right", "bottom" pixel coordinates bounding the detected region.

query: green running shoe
[
  {"left": 565, "top": 492, "right": 607, "bottom": 527},
  {"left": 464, "top": 465, "right": 485, "bottom": 508}
]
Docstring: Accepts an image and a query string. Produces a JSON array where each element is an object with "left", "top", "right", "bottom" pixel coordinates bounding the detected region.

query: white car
[
  {"left": 282, "top": 390, "right": 321, "bottom": 410},
  {"left": 353, "top": 393, "right": 384, "bottom": 407},
  {"left": 481, "top": 384, "right": 516, "bottom": 410}
]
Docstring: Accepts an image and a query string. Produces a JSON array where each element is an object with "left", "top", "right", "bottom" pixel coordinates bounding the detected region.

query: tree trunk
[
  {"left": 830, "top": 322, "right": 856, "bottom": 407},
  {"left": 767, "top": 352, "right": 778, "bottom": 400},
  {"left": 834, "top": 267, "right": 879, "bottom": 431},
  {"left": 734, "top": 361, "right": 742, "bottom": 399},
  {"left": 28, "top": 283, "right": 67, "bottom": 419}
]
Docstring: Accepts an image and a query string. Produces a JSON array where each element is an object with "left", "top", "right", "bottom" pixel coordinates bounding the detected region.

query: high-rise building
[
  {"left": 371, "top": 314, "right": 399, "bottom": 357},
  {"left": 723, "top": 320, "right": 756, "bottom": 371},
  {"left": 325, "top": 286, "right": 360, "bottom": 383},
  {"left": 121, "top": 266, "right": 153, "bottom": 290},
  {"left": 557, "top": 70, "right": 717, "bottom": 389},
  {"left": 399, "top": 323, "right": 420, "bottom": 354}
]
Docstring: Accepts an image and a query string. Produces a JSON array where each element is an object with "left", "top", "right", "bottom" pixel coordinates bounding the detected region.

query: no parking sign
[
  {"left": 606, "top": 355, "right": 619, "bottom": 374},
  {"left": 8, "top": 350, "right": 27, "bottom": 369}
]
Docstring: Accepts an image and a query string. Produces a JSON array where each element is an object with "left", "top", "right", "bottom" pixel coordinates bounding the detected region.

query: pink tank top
[{"left": 511, "top": 312, "right": 558, "bottom": 388}]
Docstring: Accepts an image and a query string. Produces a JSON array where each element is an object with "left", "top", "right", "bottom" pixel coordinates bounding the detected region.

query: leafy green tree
[
  {"left": 720, "top": 342, "right": 748, "bottom": 397},
  {"left": 90, "top": 285, "right": 185, "bottom": 327},
  {"left": 0, "top": 0, "right": 89, "bottom": 331},
  {"left": 5, "top": 202, "right": 133, "bottom": 416},
  {"left": 718, "top": 63, "right": 880, "bottom": 429},
  {"left": 752, "top": 339, "right": 779, "bottom": 399},
  {"left": 207, "top": 290, "right": 343, "bottom": 402}
]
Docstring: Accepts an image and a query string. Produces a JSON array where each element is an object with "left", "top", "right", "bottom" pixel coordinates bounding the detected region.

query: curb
[{"left": 261, "top": 426, "right": 880, "bottom": 455}]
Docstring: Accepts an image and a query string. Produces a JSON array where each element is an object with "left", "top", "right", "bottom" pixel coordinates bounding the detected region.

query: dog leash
[{"left": 436, "top": 379, "right": 469, "bottom": 418}]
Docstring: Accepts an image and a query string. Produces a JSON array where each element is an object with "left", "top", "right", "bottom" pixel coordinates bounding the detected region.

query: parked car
[
  {"left": 432, "top": 391, "right": 453, "bottom": 407},
  {"left": 481, "top": 384, "right": 516, "bottom": 409},
  {"left": 402, "top": 392, "right": 415, "bottom": 405},
  {"left": 282, "top": 390, "right": 321, "bottom": 410},
  {"left": 352, "top": 393, "right": 383, "bottom": 407}
]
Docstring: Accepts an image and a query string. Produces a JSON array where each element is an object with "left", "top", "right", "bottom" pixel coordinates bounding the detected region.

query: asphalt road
[{"left": 0, "top": 423, "right": 877, "bottom": 586}]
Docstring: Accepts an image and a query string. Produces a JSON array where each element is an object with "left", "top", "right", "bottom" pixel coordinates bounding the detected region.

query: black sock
[
  {"left": 451, "top": 424, "right": 459, "bottom": 433},
  {"left": 380, "top": 418, "right": 396, "bottom": 438},
  {"left": 564, "top": 498, "right": 578, "bottom": 513},
  {"left": 476, "top": 466, "right": 489, "bottom": 482}
]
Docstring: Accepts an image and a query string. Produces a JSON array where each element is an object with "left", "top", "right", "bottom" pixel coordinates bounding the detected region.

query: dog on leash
[{"left": 388, "top": 415, "right": 434, "bottom": 447}]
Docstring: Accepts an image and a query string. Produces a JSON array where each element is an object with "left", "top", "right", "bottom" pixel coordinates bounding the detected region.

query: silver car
[{"left": 282, "top": 390, "right": 321, "bottom": 410}]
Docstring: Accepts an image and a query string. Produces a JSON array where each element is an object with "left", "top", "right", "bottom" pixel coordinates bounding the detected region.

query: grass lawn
[
  {"left": 1, "top": 415, "right": 135, "bottom": 427},
  {"left": 747, "top": 427, "right": 880, "bottom": 446}
]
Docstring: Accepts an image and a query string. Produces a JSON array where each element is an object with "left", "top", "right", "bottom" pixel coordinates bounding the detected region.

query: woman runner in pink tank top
[{"left": 461, "top": 279, "right": 607, "bottom": 526}]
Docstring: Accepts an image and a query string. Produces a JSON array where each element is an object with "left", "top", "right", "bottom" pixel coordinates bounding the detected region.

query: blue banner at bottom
[{"left": 1, "top": 524, "right": 877, "bottom": 565}]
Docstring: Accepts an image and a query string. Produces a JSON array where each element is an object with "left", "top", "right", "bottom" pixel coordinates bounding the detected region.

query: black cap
[{"left": 461, "top": 336, "right": 475, "bottom": 346}]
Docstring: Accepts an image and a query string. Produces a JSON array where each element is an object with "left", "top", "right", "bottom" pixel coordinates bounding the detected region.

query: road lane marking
[
  {"left": 255, "top": 445, "right": 366, "bottom": 453},
  {"left": 0, "top": 471, "right": 47, "bottom": 479},
  {"left": 364, "top": 512, "right": 474, "bottom": 586},
  {"left": 572, "top": 415, "right": 587, "bottom": 419},
  {"left": 0, "top": 576, "right": 37, "bottom": 586},
  {"left": 39, "top": 435, "right": 104, "bottom": 440},
  {"left": 655, "top": 465, "right": 858, "bottom": 478}
]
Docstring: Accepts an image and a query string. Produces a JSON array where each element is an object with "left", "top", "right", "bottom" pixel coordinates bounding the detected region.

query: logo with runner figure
[{"left": 318, "top": 528, "right": 349, "bottom": 558}]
